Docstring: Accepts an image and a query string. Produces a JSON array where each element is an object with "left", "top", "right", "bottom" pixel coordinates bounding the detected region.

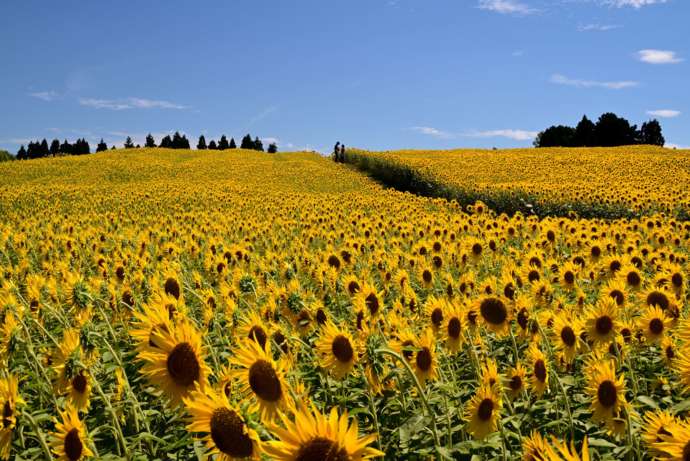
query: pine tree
[
  {"left": 240, "top": 134, "right": 253, "bottom": 149},
  {"left": 180, "top": 134, "right": 190, "bottom": 149},
  {"left": 40, "top": 139, "right": 49, "bottom": 157},
  {"left": 60, "top": 139, "right": 73, "bottom": 155},
  {"left": 145, "top": 133, "right": 156, "bottom": 148},
  {"left": 124, "top": 136, "right": 135, "bottom": 149},
  {"left": 267, "top": 142, "right": 278, "bottom": 153},
  {"left": 573, "top": 115, "right": 595, "bottom": 147},
  {"left": 229, "top": 137, "right": 236, "bottom": 149},
  {"left": 159, "top": 135, "right": 173, "bottom": 148},
  {"left": 172, "top": 131, "right": 183, "bottom": 149},
  {"left": 218, "top": 135, "right": 229, "bottom": 150},
  {"left": 638, "top": 119, "right": 665, "bottom": 146},
  {"left": 16, "top": 145, "right": 27, "bottom": 160},
  {"left": 96, "top": 139, "right": 108, "bottom": 152},
  {"left": 197, "top": 135, "right": 207, "bottom": 150},
  {"left": 208, "top": 140, "right": 218, "bottom": 150},
  {"left": 50, "top": 139, "right": 60, "bottom": 156},
  {"left": 253, "top": 137, "right": 263, "bottom": 152}
]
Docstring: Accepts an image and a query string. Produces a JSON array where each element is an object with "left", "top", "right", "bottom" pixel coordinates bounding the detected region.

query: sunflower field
[
  {"left": 344, "top": 146, "right": 690, "bottom": 220},
  {"left": 1, "top": 148, "right": 690, "bottom": 460}
]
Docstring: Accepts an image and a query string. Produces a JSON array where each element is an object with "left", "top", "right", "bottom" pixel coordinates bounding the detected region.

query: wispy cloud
[
  {"left": 603, "top": 0, "right": 667, "bottom": 8},
  {"left": 463, "top": 129, "right": 538, "bottom": 141},
  {"left": 637, "top": 49, "right": 683, "bottom": 64},
  {"left": 477, "top": 0, "right": 537, "bottom": 15},
  {"left": 577, "top": 23, "right": 620, "bottom": 32},
  {"left": 409, "top": 126, "right": 455, "bottom": 139},
  {"left": 647, "top": 109, "right": 681, "bottom": 118},
  {"left": 29, "top": 91, "right": 59, "bottom": 101},
  {"left": 248, "top": 106, "right": 278, "bottom": 126},
  {"left": 550, "top": 73, "right": 638, "bottom": 89},
  {"left": 79, "top": 97, "right": 187, "bottom": 110}
]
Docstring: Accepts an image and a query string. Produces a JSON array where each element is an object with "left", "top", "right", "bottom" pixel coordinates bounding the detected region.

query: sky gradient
[{"left": 1, "top": 0, "right": 687, "bottom": 153}]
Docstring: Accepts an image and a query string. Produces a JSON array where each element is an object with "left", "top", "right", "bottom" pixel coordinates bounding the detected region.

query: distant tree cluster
[
  {"left": 15, "top": 131, "right": 279, "bottom": 160},
  {"left": 0, "top": 149, "right": 14, "bottom": 162},
  {"left": 534, "top": 113, "right": 665, "bottom": 148},
  {"left": 16, "top": 138, "right": 91, "bottom": 160}
]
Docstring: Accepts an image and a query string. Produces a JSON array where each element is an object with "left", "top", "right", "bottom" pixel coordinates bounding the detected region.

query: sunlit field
[
  {"left": 345, "top": 146, "right": 690, "bottom": 220},
  {"left": 1, "top": 148, "right": 690, "bottom": 460}
]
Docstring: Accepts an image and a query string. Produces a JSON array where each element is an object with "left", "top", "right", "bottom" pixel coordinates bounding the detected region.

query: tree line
[
  {"left": 534, "top": 113, "right": 665, "bottom": 148},
  {"left": 13, "top": 132, "right": 277, "bottom": 160}
]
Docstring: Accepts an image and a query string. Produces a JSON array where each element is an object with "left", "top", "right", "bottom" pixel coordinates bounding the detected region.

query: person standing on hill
[{"left": 340, "top": 144, "right": 346, "bottom": 163}]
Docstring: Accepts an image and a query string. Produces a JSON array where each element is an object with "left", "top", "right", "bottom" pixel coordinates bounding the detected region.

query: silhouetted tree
[
  {"left": 533, "top": 125, "right": 576, "bottom": 147},
  {"left": 111, "top": 145, "right": 116, "bottom": 150},
  {"left": 638, "top": 119, "right": 665, "bottom": 146},
  {"left": 229, "top": 137, "right": 236, "bottom": 149},
  {"left": 240, "top": 134, "right": 253, "bottom": 149},
  {"left": 124, "top": 136, "right": 135, "bottom": 149},
  {"left": 594, "top": 113, "right": 637, "bottom": 147},
  {"left": 40, "top": 139, "right": 49, "bottom": 157},
  {"left": 267, "top": 142, "right": 278, "bottom": 153},
  {"left": 180, "top": 134, "right": 190, "bottom": 149},
  {"left": 218, "top": 135, "right": 229, "bottom": 150},
  {"left": 96, "top": 139, "right": 108, "bottom": 152},
  {"left": 208, "top": 140, "right": 218, "bottom": 150},
  {"left": 50, "top": 139, "right": 60, "bottom": 156},
  {"left": 145, "top": 133, "right": 156, "bottom": 148},
  {"left": 60, "top": 139, "right": 73, "bottom": 155},
  {"left": 197, "top": 135, "right": 207, "bottom": 150},
  {"left": 254, "top": 137, "right": 264, "bottom": 152},
  {"left": 16, "top": 145, "right": 27, "bottom": 160},
  {"left": 159, "top": 135, "right": 172, "bottom": 148},
  {"left": 573, "top": 115, "right": 595, "bottom": 147}
]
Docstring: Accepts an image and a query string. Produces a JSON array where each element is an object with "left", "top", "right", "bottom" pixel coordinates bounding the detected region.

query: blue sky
[{"left": 1, "top": 0, "right": 687, "bottom": 153}]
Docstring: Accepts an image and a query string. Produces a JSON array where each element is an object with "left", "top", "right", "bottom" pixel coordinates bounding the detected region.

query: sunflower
[
  {"left": 505, "top": 364, "right": 527, "bottom": 399},
  {"left": 651, "top": 418, "right": 690, "bottom": 460},
  {"left": 161, "top": 267, "right": 185, "bottom": 303},
  {"left": 412, "top": 329, "right": 438, "bottom": 384},
  {"left": 229, "top": 338, "right": 292, "bottom": 421},
  {"left": 475, "top": 295, "right": 510, "bottom": 336},
  {"left": 602, "top": 279, "right": 627, "bottom": 307},
  {"left": 0, "top": 375, "right": 24, "bottom": 461},
  {"left": 353, "top": 282, "right": 384, "bottom": 319},
  {"left": 480, "top": 359, "right": 500, "bottom": 389},
  {"left": 521, "top": 431, "right": 550, "bottom": 461},
  {"left": 236, "top": 310, "right": 270, "bottom": 350},
  {"left": 130, "top": 294, "right": 176, "bottom": 352},
  {"left": 65, "top": 371, "right": 91, "bottom": 411},
  {"left": 424, "top": 295, "right": 446, "bottom": 333},
  {"left": 585, "top": 358, "right": 627, "bottom": 424},
  {"left": 443, "top": 302, "right": 464, "bottom": 353},
  {"left": 317, "top": 321, "right": 358, "bottom": 380},
  {"left": 49, "top": 407, "right": 94, "bottom": 461},
  {"left": 584, "top": 297, "right": 618, "bottom": 345},
  {"left": 465, "top": 384, "right": 502, "bottom": 440},
  {"left": 527, "top": 344, "right": 549, "bottom": 397},
  {"left": 417, "top": 264, "right": 435, "bottom": 289},
  {"left": 559, "top": 262, "right": 580, "bottom": 290},
  {"left": 264, "top": 404, "right": 383, "bottom": 460},
  {"left": 643, "top": 286, "right": 672, "bottom": 311},
  {"left": 52, "top": 329, "right": 85, "bottom": 391},
  {"left": 138, "top": 320, "right": 210, "bottom": 405},
  {"left": 638, "top": 305, "right": 670, "bottom": 343},
  {"left": 642, "top": 410, "right": 677, "bottom": 452},
  {"left": 546, "top": 436, "right": 590, "bottom": 461},
  {"left": 183, "top": 386, "right": 262, "bottom": 460},
  {"left": 552, "top": 313, "right": 580, "bottom": 365}
]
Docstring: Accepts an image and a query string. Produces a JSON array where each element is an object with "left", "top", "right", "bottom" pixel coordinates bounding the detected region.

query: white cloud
[
  {"left": 577, "top": 23, "right": 620, "bottom": 32},
  {"left": 550, "top": 73, "right": 638, "bottom": 89},
  {"left": 604, "top": 0, "right": 667, "bottom": 7},
  {"left": 409, "top": 126, "right": 455, "bottom": 139},
  {"left": 637, "top": 49, "right": 683, "bottom": 64},
  {"left": 647, "top": 109, "right": 680, "bottom": 118},
  {"left": 477, "top": 0, "right": 537, "bottom": 15},
  {"left": 79, "top": 97, "right": 186, "bottom": 110},
  {"left": 464, "top": 129, "right": 538, "bottom": 141},
  {"left": 29, "top": 91, "right": 59, "bottom": 101}
]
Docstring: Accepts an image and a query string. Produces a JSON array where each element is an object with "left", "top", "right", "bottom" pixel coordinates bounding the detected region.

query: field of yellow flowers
[
  {"left": 344, "top": 146, "right": 690, "bottom": 220},
  {"left": 1, "top": 148, "right": 690, "bottom": 460}
]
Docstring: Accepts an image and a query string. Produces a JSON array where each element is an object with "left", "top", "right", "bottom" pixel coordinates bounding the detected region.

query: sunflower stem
[{"left": 22, "top": 411, "right": 53, "bottom": 460}]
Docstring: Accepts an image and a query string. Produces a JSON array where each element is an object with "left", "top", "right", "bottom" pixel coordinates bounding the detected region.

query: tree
[
  {"left": 159, "top": 135, "right": 173, "bottom": 148},
  {"left": 180, "top": 134, "right": 190, "bottom": 149},
  {"left": 145, "top": 134, "right": 156, "bottom": 148},
  {"left": 573, "top": 115, "right": 595, "bottom": 147},
  {"left": 124, "top": 136, "right": 135, "bottom": 149},
  {"left": 229, "top": 137, "right": 236, "bottom": 149},
  {"left": 50, "top": 139, "right": 60, "bottom": 156},
  {"left": 16, "top": 145, "right": 27, "bottom": 160},
  {"left": 208, "top": 140, "right": 218, "bottom": 150},
  {"left": 638, "top": 119, "right": 665, "bottom": 146},
  {"left": 40, "top": 139, "right": 49, "bottom": 157},
  {"left": 96, "top": 139, "right": 108, "bottom": 152},
  {"left": 0, "top": 150, "right": 14, "bottom": 162},
  {"left": 533, "top": 125, "right": 576, "bottom": 147},
  {"left": 218, "top": 135, "right": 229, "bottom": 150},
  {"left": 197, "top": 135, "right": 207, "bottom": 150},
  {"left": 253, "top": 137, "right": 264, "bottom": 152},
  {"left": 267, "top": 142, "right": 278, "bottom": 153},
  {"left": 593, "top": 113, "right": 637, "bottom": 147},
  {"left": 240, "top": 134, "right": 254, "bottom": 149},
  {"left": 60, "top": 139, "right": 73, "bottom": 155}
]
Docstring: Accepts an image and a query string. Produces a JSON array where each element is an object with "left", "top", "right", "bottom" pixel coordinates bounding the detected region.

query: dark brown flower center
[
  {"left": 509, "top": 375, "right": 523, "bottom": 391},
  {"left": 166, "top": 342, "right": 200, "bottom": 387},
  {"left": 365, "top": 293, "right": 380, "bottom": 315},
  {"left": 327, "top": 255, "right": 341, "bottom": 270},
  {"left": 649, "top": 318, "right": 664, "bottom": 335},
  {"left": 597, "top": 380, "right": 617, "bottom": 408},
  {"left": 210, "top": 407, "right": 254, "bottom": 457},
  {"left": 72, "top": 373, "right": 87, "bottom": 394},
  {"left": 422, "top": 270, "right": 433, "bottom": 284},
  {"left": 401, "top": 340, "right": 414, "bottom": 360},
  {"left": 2, "top": 401, "right": 12, "bottom": 429},
  {"left": 534, "top": 360, "right": 547, "bottom": 382},
  {"left": 64, "top": 428, "right": 83, "bottom": 461},
  {"left": 248, "top": 325, "right": 267, "bottom": 349},
  {"left": 447, "top": 317, "right": 461, "bottom": 339},
  {"left": 477, "top": 398, "right": 494, "bottom": 421},
  {"left": 164, "top": 277, "right": 181, "bottom": 300},
  {"left": 331, "top": 335, "right": 354, "bottom": 363},
  {"left": 480, "top": 297, "right": 508, "bottom": 326},
  {"left": 564, "top": 271, "right": 575, "bottom": 285},
  {"left": 431, "top": 308, "right": 443, "bottom": 327},
  {"left": 595, "top": 316, "right": 613, "bottom": 336},
  {"left": 647, "top": 291, "right": 669, "bottom": 310},
  {"left": 416, "top": 347, "right": 432, "bottom": 372},
  {"left": 248, "top": 359, "right": 282, "bottom": 402},
  {"left": 560, "top": 327, "right": 576, "bottom": 347},
  {"left": 296, "top": 437, "right": 348, "bottom": 461}
]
